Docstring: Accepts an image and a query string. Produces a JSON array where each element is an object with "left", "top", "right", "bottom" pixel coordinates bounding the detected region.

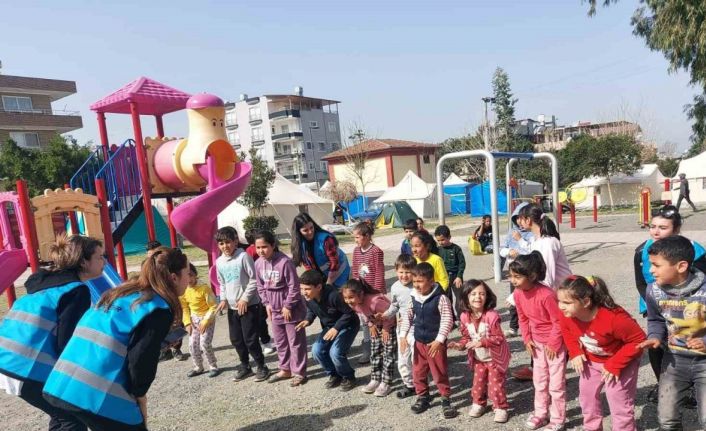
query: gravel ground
[{"left": 2, "top": 208, "right": 705, "bottom": 430}]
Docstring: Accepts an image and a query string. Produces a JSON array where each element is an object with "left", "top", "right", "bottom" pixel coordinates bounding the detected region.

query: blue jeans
[
  {"left": 658, "top": 351, "right": 706, "bottom": 430},
  {"left": 312, "top": 323, "right": 359, "bottom": 379}
]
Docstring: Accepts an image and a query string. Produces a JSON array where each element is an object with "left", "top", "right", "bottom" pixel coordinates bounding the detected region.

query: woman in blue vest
[
  {"left": 633, "top": 204, "right": 706, "bottom": 404},
  {"left": 291, "top": 212, "right": 350, "bottom": 288},
  {"left": 43, "top": 247, "right": 190, "bottom": 431},
  {"left": 0, "top": 234, "right": 104, "bottom": 431}
]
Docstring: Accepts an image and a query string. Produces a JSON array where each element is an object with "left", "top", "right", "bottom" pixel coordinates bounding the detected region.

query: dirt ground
[{"left": 2, "top": 208, "right": 705, "bottom": 430}]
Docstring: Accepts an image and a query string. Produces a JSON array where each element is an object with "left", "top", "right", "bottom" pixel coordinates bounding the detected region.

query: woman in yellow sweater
[
  {"left": 180, "top": 263, "right": 220, "bottom": 377},
  {"left": 411, "top": 231, "right": 449, "bottom": 291}
]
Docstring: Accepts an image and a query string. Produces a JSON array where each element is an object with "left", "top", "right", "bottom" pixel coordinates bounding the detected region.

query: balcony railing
[
  {"left": 272, "top": 131, "right": 303, "bottom": 141},
  {"left": 269, "top": 109, "right": 301, "bottom": 120},
  {"left": 0, "top": 108, "right": 80, "bottom": 116}
]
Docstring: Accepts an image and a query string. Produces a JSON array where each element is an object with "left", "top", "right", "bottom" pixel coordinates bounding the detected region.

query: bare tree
[
  {"left": 320, "top": 180, "right": 358, "bottom": 223},
  {"left": 342, "top": 122, "right": 379, "bottom": 209}
]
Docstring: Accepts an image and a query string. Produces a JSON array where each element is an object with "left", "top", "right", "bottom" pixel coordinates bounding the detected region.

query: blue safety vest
[
  {"left": 0, "top": 281, "right": 85, "bottom": 383},
  {"left": 43, "top": 291, "right": 169, "bottom": 425},
  {"left": 302, "top": 231, "right": 350, "bottom": 287}
]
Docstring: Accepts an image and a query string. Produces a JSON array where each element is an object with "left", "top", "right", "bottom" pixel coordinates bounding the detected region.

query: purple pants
[
  {"left": 578, "top": 358, "right": 639, "bottom": 431},
  {"left": 271, "top": 319, "right": 307, "bottom": 377}
]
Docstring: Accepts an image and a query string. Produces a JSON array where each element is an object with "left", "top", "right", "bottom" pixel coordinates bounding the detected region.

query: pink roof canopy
[{"left": 90, "top": 77, "right": 192, "bottom": 115}]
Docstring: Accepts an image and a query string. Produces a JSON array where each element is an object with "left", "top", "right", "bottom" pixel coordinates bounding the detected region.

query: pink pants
[
  {"left": 271, "top": 319, "right": 307, "bottom": 377},
  {"left": 578, "top": 358, "right": 639, "bottom": 431},
  {"left": 472, "top": 360, "right": 508, "bottom": 409},
  {"left": 532, "top": 343, "right": 567, "bottom": 426}
]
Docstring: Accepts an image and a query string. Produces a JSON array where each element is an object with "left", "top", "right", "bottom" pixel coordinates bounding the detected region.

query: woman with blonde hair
[
  {"left": 0, "top": 234, "right": 104, "bottom": 431},
  {"left": 43, "top": 247, "right": 190, "bottom": 431}
]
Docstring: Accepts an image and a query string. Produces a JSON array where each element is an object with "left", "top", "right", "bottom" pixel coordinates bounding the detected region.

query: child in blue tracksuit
[{"left": 499, "top": 202, "right": 533, "bottom": 337}]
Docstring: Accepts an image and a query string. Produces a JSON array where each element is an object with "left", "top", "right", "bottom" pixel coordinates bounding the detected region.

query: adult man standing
[{"left": 675, "top": 173, "right": 698, "bottom": 212}]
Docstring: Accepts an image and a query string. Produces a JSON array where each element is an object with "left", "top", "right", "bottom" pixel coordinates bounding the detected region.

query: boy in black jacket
[{"left": 296, "top": 270, "right": 360, "bottom": 391}]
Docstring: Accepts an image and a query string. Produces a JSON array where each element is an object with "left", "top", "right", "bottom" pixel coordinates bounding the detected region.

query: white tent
[
  {"left": 218, "top": 174, "right": 334, "bottom": 239},
  {"left": 374, "top": 170, "right": 450, "bottom": 218},
  {"left": 443, "top": 173, "right": 468, "bottom": 185},
  {"left": 571, "top": 164, "right": 666, "bottom": 209},
  {"left": 671, "top": 151, "right": 706, "bottom": 204}
]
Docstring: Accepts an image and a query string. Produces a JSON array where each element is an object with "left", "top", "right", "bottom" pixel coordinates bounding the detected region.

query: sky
[{"left": 1, "top": 0, "right": 696, "bottom": 152}]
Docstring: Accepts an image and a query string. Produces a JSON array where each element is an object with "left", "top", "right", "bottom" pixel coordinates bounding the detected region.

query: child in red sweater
[
  {"left": 557, "top": 275, "right": 645, "bottom": 431},
  {"left": 510, "top": 252, "right": 566, "bottom": 431}
]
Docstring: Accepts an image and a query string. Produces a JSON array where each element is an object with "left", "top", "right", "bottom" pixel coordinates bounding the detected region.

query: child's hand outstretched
[
  {"left": 570, "top": 354, "right": 586, "bottom": 373},
  {"left": 198, "top": 319, "right": 212, "bottom": 333},
  {"left": 545, "top": 345, "right": 558, "bottom": 360},
  {"left": 400, "top": 337, "right": 409, "bottom": 353},
  {"left": 295, "top": 320, "right": 310, "bottom": 331},
  {"left": 381, "top": 329, "right": 390, "bottom": 344},
  {"left": 236, "top": 300, "right": 248, "bottom": 316},
  {"left": 217, "top": 300, "right": 227, "bottom": 314},
  {"left": 427, "top": 340, "right": 443, "bottom": 358},
  {"left": 369, "top": 325, "right": 379, "bottom": 339},
  {"left": 453, "top": 277, "right": 463, "bottom": 289},
  {"left": 686, "top": 337, "right": 706, "bottom": 351},
  {"left": 323, "top": 327, "right": 338, "bottom": 341},
  {"left": 447, "top": 341, "right": 464, "bottom": 351},
  {"left": 282, "top": 307, "right": 292, "bottom": 322},
  {"left": 525, "top": 340, "right": 536, "bottom": 357},
  {"left": 601, "top": 368, "right": 619, "bottom": 383},
  {"left": 637, "top": 338, "right": 661, "bottom": 350},
  {"left": 266, "top": 305, "right": 273, "bottom": 321},
  {"left": 466, "top": 340, "right": 481, "bottom": 350}
]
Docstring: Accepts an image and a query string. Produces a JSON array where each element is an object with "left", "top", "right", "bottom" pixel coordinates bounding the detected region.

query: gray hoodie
[{"left": 216, "top": 248, "right": 259, "bottom": 308}]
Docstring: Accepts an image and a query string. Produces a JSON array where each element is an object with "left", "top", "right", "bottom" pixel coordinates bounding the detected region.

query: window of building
[
  {"left": 9, "top": 132, "right": 40, "bottom": 148},
  {"left": 249, "top": 106, "right": 261, "bottom": 121},
  {"left": 2, "top": 96, "right": 34, "bottom": 112},
  {"left": 327, "top": 121, "right": 337, "bottom": 132},
  {"left": 251, "top": 127, "right": 263, "bottom": 141},
  {"left": 309, "top": 121, "right": 318, "bottom": 128},
  {"left": 225, "top": 111, "right": 236, "bottom": 125},
  {"left": 281, "top": 124, "right": 289, "bottom": 134},
  {"left": 423, "top": 154, "right": 431, "bottom": 164},
  {"left": 309, "top": 162, "right": 315, "bottom": 171},
  {"left": 320, "top": 161, "right": 328, "bottom": 171},
  {"left": 306, "top": 141, "right": 312, "bottom": 150},
  {"left": 330, "top": 142, "right": 339, "bottom": 151},
  {"left": 318, "top": 142, "right": 326, "bottom": 151},
  {"left": 227, "top": 132, "right": 237, "bottom": 144}
]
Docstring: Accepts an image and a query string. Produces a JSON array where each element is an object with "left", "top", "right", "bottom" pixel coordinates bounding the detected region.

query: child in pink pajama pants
[{"left": 558, "top": 275, "right": 646, "bottom": 431}]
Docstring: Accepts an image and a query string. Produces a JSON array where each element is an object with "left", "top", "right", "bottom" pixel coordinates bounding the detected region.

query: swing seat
[{"left": 468, "top": 237, "right": 484, "bottom": 256}]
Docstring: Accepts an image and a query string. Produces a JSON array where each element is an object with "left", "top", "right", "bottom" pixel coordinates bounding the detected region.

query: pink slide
[
  {"left": 171, "top": 162, "right": 252, "bottom": 252},
  {"left": 0, "top": 249, "right": 29, "bottom": 295}
]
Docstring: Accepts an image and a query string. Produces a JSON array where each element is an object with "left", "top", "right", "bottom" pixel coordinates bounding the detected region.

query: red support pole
[
  {"left": 664, "top": 179, "right": 671, "bottom": 205},
  {"left": 97, "top": 112, "right": 110, "bottom": 161},
  {"left": 593, "top": 194, "right": 598, "bottom": 223},
  {"left": 165, "top": 197, "right": 178, "bottom": 248},
  {"left": 95, "top": 179, "right": 116, "bottom": 267},
  {"left": 641, "top": 191, "right": 650, "bottom": 227},
  {"left": 16, "top": 180, "right": 39, "bottom": 272},
  {"left": 129, "top": 101, "right": 156, "bottom": 243},
  {"left": 570, "top": 204, "right": 576, "bottom": 229},
  {"left": 155, "top": 115, "right": 165, "bottom": 139},
  {"left": 115, "top": 241, "right": 127, "bottom": 280},
  {"left": 557, "top": 203, "right": 563, "bottom": 224}
]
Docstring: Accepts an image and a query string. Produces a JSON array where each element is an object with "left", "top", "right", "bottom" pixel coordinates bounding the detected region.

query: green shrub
[{"left": 243, "top": 215, "right": 279, "bottom": 235}]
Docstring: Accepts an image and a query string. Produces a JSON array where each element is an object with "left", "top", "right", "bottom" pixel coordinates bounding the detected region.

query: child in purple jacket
[{"left": 254, "top": 231, "right": 308, "bottom": 386}]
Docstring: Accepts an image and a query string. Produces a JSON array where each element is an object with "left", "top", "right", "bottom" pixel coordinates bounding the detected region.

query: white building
[{"left": 224, "top": 87, "right": 342, "bottom": 184}]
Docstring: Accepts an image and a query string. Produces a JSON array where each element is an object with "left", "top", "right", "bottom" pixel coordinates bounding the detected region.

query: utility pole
[{"left": 481, "top": 96, "right": 496, "bottom": 151}]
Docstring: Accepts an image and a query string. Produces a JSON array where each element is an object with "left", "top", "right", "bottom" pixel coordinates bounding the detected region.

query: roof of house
[
  {"left": 322, "top": 139, "right": 438, "bottom": 161},
  {"left": 90, "top": 77, "right": 192, "bottom": 115}
]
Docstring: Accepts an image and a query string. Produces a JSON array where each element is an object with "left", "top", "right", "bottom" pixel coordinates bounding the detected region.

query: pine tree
[{"left": 492, "top": 67, "right": 518, "bottom": 152}]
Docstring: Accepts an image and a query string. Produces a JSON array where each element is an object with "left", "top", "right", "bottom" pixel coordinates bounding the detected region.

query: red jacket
[
  {"left": 458, "top": 310, "right": 511, "bottom": 373},
  {"left": 560, "top": 306, "right": 646, "bottom": 375},
  {"left": 514, "top": 284, "right": 564, "bottom": 352}
]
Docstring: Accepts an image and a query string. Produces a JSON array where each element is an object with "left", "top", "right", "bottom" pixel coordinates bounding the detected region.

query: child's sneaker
[
  {"left": 374, "top": 382, "right": 391, "bottom": 397},
  {"left": 411, "top": 395, "right": 431, "bottom": 414},
  {"left": 468, "top": 403, "right": 487, "bottom": 418},
  {"left": 542, "top": 424, "right": 564, "bottom": 431},
  {"left": 207, "top": 368, "right": 221, "bottom": 378},
  {"left": 261, "top": 341, "right": 276, "bottom": 356},
  {"left": 172, "top": 348, "right": 187, "bottom": 361},
  {"left": 232, "top": 365, "right": 253, "bottom": 381},
  {"left": 340, "top": 377, "right": 357, "bottom": 392},
  {"left": 396, "top": 386, "right": 415, "bottom": 399},
  {"left": 361, "top": 380, "right": 380, "bottom": 394},
  {"left": 525, "top": 416, "right": 549, "bottom": 430},
  {"left": 186, "top": 368, "right": 204, "bottom": 378},
  {"left": 254, "top": 365, "right": 270, "bottom": 382},
  {"left": 441, "top": 397, "right": 457, "bottom": 419},
  {"left": 504, "top": 328, "right": 518, "bottom": 337},
  {"left": 494, "top": 409, "right": 509, "bottom": 423}
]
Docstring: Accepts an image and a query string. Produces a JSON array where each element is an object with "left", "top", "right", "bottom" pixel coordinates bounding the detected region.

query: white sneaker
[
  {"left": 361, "top": 380, "right": 380, "bottom": 394},
  {"left": 494, "top": 409, "right": 508, "bottom": 423},
  {"left": 261, "top": 341, "right": 276, "bottom": 356},
  {"left": 468, "top": 403, "right": 487, "bottom": 418},
  {"left": 542, "top": 424, "right": 564, "bottom": 431},
  {"left": 374, "top": 382, "right": 391, "bottom": 397},
  {"left": 504, "top": 328, "right": 518, "bottom": 337}
]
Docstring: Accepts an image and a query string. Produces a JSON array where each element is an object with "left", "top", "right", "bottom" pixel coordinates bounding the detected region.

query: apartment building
[
  {"left": 516, "top": 115, "right": 642, "bottom": 151},
  {"left": 224, "top": 87, "right": 342, "bottom": 184},
  {"left": 0, "top": 72, "right": 83, "bottom": 149}
]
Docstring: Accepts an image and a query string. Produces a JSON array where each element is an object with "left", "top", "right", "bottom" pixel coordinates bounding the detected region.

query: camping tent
[
  {"left": 375, "top": 201, "right": 419, "bottom": 229},
  {"left": 470, "top": 181, "right": 508, "bottom": 216},
  {"left": 443, "top": 174, "right": 472, "bottom": 215},
  {"left": 374, "top": 171, "right": 449, "bottom": 218},
  {"left": 218, "top": 174, "right": 335, "bottom": 239},
  {"left": 515, "top": 179, "right": 544, "bottom": 199},
  {"left": 571, "top": 164, "right": 666, "bottom": 209},
  {"left": 671, "top": 150, "right": 706, "bottom": 204}
]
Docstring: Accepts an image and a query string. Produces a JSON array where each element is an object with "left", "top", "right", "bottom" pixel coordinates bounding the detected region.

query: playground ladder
[{"left": 69, "top": 145, "right": 108, "bottom": 194}]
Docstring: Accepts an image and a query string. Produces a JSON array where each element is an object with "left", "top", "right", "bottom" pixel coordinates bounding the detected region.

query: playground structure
[
  {"left": 0, "top": 77, "right": 252, "bottom": 306},
  {"left": 436, "top": 150, "right": 559, "bottom": 283}
]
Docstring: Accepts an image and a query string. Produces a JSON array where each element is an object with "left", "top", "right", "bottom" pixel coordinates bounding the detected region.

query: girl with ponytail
[
  {"left": 556, "top": 275, "right": 646, "bottom": 431},
  {"left": 516, "top": 204, "right": 572, "bottom": 289}
]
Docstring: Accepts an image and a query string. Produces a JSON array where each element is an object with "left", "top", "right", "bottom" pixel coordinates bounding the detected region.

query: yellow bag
[{"left": 468, "top": 237, "right": 484, "bottom": 256}]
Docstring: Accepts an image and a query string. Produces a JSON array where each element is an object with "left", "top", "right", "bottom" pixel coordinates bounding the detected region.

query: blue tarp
[
  {"left": 443, "top": 184, "right": 472, "bottom": 215},
  {"left": 470, "top": 181, "right": 508, "bottom": 216},
  {"left": 341, "top": 195, "right": 374, "bottom": 221}
]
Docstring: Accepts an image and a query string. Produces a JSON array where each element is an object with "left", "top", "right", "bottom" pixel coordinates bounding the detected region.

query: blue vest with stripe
[
  {"left": 0, "top": 281, "right": 84, "bottom": 383},
  {"left": 302, "top": 231, "right": 350, "bottom": 287},
  {"left": 412, "top": 286, "right": 444, "bottom": 344},
  {"left": 43, "top": 291, "right": 170, "bottom": 425}
]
